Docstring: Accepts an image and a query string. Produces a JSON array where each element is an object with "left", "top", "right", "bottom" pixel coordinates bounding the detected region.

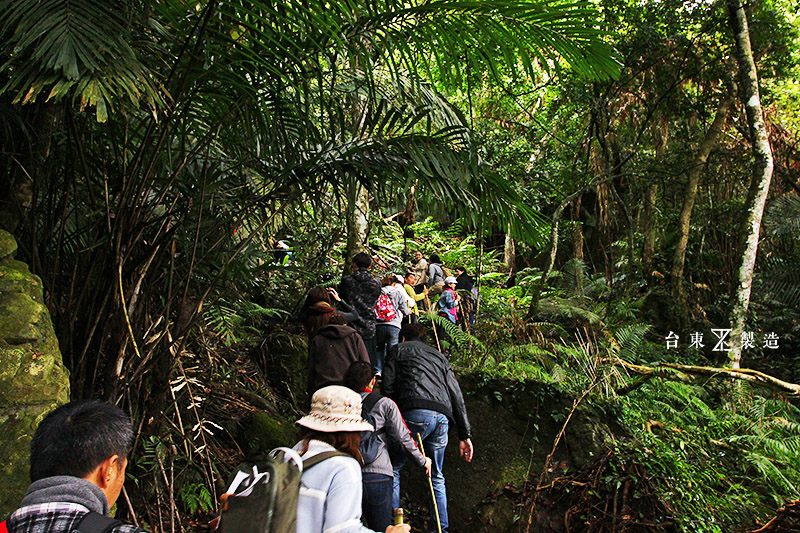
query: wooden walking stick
[
  {"left": 416, "top": 433, "right": 443, "bottom": 533},
  {"left": 424, "top": 293, "right": 442, "bottom": 352}
]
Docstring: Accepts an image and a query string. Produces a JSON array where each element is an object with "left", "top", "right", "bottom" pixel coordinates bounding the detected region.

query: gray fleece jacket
[
  {"left": 359, "top": 392, "right": 426, "bottom": 477},
  {"left": 376, "top": 285, "right": 409, "bottom": 329}
]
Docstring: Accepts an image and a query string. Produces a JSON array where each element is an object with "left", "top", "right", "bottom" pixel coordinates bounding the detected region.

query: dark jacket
[
  {"left": 308, "top": 324, "right": 370, "bottom": 392},
  {"left": 338, "top": 269, "right": 382, "bottom": 339},
  {"left": 6, "top": 476, "right": 146, "bottom": 533},
  {"left": 455, "top": 273, "right": 475, "bottom": 294},
  {"left": 381, "top": 340, "right": 471, "bottom": 440}
]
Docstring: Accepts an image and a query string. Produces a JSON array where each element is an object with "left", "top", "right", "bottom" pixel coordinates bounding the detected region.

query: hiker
[
  {"left": 403, "top": 273, "right": 426, "bottom": 324},
  {"left": 411, "top": 251, "right": 428, "bottom": 294},
  {"left": 434, "top": 276, "right": 459, "bottom": 346},
  {"left": 454, "top": 267, "right": 478, "bottom": 330},
  {"left": 308, "top": 313, "right": 370, "bottom": 393},
  {"left": 343, "top": 362, "right": 432, "bottom": 531},
  {"left": 382, "top": 324, "right": 473, "bottom": 533},
  {"left": 374, "top": 275, "right": 410, "bottom": 376},
  {"left": 2, "top": 400, "right": 148, "bottom": 533},
  {"left": 426, "top": 254, "right": 445, "bottom": 296},
  {"left": 339, "top": 252, "right": 382, "bottom": 367},
  {"left": 300, "top": 286, "right": 359, "bottom": 338},
  {"left": 293, "top": 386, "right": 411, "bottom": 533}
]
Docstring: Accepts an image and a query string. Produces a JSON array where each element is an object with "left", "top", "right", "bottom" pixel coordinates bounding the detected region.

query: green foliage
[
  {"left": 178, "top": 483, "right": 214, "bottom": 515},
  {"left": 205, "top": 300, "right": 288, "bottom": 346},
  {"left": 0, "top": 0, "right": 162, "bottom": 120}
]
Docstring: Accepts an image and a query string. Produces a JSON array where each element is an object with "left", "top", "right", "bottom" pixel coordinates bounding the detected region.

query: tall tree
[
  {"left": 725, "top": 0, "right": 775, "bottom": 369},
  {"left": 670, "top": 95, "right": 733, "bottom": 315}
]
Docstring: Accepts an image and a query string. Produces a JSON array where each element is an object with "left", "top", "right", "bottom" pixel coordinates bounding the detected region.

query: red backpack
[{"left": 375, "top": 293, "right": 397, "bottom": 321}]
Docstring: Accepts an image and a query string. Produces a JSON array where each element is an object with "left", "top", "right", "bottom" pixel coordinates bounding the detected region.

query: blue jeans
[
  {"left": 375, "top": 324, "right": 400, "bottom": 374},
  {"left": 362, "top": 472, "right": 393, "bottom": 531},
  {"left": 392, "top": 409, "right": 449, "bottom": 533}
]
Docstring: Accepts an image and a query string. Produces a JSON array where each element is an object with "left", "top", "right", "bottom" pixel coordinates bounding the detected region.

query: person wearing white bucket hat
[{"left": 293, "top": 386, "right": 410, "bottom": 533}]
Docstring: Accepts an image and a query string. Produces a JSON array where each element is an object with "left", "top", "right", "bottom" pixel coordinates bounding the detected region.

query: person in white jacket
[
  {"left": 294, "top": 386, "right": 410, "bottom": 533},
  {"left": 374, "top": 276, "right": 410, "bottom": 376}
]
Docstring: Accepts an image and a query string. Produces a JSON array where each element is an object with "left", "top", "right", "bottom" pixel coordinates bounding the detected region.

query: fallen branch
[
  {"left": 750, "top": 500, "right": 800, "bottom": 532},
  {"left": 600, "top": 357, "right": 800, "bottom": 396}
]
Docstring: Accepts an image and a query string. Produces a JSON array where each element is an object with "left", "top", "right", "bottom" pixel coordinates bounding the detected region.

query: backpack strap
[
  {"left": 361, "top": 393, "right": 386, "bottom": 436},
  {"left": 73, "top": 511, "right": 123, "bottom": 533},
  {"left": 301, "top": 450, "right": 350, "bottom": 471},
  {"left": 362, "top": 392, "right": 382, "bottom": 414}
]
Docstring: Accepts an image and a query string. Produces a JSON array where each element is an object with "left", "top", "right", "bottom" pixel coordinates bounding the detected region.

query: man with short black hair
[
  {"left": 3, "top": 400, "right": 147, "bottom": 533},
  {"left": 343, "top": 362, "right": 430, "bottom": 531},
  {"left": 339, "top": 252, "right": 382, "bottom": 365},
  {"left": 382, "top": 324, "right": 473, "bottom": 533}
]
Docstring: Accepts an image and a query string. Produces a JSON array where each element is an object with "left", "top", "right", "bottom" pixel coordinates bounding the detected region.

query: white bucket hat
[
  {"left": 444, "top": 276, "right": 457, "bottom": 285},
  {"left": 296, "top": 385, "right": 374, "bottom": 433}
]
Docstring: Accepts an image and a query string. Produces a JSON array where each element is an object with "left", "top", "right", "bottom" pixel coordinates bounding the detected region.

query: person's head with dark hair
[
  {"left": 454, "top": 266, "right": 466, "bottom": 275},
  {"left": 304, "top": 286, "right": 331, "bottom": 307},
  {"left": 30, "top": 400, "right": 133, "bottom": 506},
  {"left": 344, "top": 361, "right": 375, "bottom": 393},
  {"left": 353, "top": 252, "right": 372, "bottom": 270},
  {"left": 429, "top": 253, "right": 441, "bottom": 264},
  {"left": 381, "top": 275, "right": 395, "bottom": 287},
  {"left": 400, "top": 323, "right": 428, "bottom": 342},
  {"left": 303, "top": 300, "right": 336, "bottom": 338}
]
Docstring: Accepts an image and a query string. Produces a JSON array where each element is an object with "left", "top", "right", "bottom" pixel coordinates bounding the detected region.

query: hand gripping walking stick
[{"left": 416, "top": 433, "right": 443, "bottom": 533}]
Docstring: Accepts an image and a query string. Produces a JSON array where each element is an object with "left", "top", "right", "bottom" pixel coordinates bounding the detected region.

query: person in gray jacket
[
  {"left": 374, "top": 275, "right": 410, "bottom": 376},
  {"left": 344, "top": 362, "right": 431, "bottom": 532}
]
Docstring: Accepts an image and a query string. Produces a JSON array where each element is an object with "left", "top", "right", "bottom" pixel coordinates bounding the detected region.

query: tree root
[{"left": 600, "top": 357, "right": 800, "bottom": 396}]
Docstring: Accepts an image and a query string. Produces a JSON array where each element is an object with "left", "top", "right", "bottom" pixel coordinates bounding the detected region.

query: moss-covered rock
[
  {"left": 0, "top": 230, "right": 69, "bottom": 517},
  {"left": 236, "top": 412, "right": 296, "bottom": 456},
  {"left": 0, "top": 231, "right": 17, "bottom": 260}
]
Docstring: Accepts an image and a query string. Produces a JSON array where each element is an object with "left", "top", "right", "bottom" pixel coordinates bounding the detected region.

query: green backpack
[{"left": 217, "top": 447, "right": 346, "bottom": 533}]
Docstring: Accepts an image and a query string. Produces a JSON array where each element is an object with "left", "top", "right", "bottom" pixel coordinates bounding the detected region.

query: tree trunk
[
  {"left": 642, "top": 121, "right": 667, "bottom": 280},
  {"left": 571, "top": 197, "right": 585, "bottom": 295},
  {"left": 504, "top": 223, "right": 515, "bottom": 273},
  {"left": 670, "top": 96, "right": 733, "bottom": 308},
  {"left": 725, "top": 0, "right": 774, "bottom": 369},
  {"left": 641, "top": 183, "right": 658, "bottom": 278},
  {"left": 343, "top": 178, "right": 370, "bottom": 274}
]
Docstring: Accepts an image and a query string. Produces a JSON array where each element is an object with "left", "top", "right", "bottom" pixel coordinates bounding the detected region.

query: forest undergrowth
[{"left": 120, "top": 217, "right": 800, "bottom": 532}]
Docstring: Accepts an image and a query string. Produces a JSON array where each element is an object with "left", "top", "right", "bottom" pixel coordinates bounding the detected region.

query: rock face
[{"left": 0, "top": 230, "right": 70, "bottom": 516}]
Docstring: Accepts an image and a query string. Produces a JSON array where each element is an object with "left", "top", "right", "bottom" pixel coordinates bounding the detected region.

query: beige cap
[{"left": 296, "top": 385, "right": 374, "bottom": 433}]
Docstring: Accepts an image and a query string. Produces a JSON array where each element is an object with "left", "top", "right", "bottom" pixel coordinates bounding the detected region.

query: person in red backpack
[
  {"left": 374, "top": 275, "right": 409, "bottom": 376},
  {"left": 2, "top": 401, "right": 147, "bottom": 533}
]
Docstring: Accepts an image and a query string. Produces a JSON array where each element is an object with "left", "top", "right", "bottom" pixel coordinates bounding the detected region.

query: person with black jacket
[
  {"left": 454, "top": 266, "right": 477, "bottom": 330},
  {"left": 381, "top": 324, "right": 474, "bottom": 533},
  {"left": 339, "top": 252, "right": 382, "bottom": 365}
]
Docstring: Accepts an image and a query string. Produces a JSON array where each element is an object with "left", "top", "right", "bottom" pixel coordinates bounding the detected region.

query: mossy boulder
[
  {"left": 236, "top": 412, "right": 296, "bottom": 456},
  {"left": 0, "top": 230, "right": 70, "bottom": 516}
]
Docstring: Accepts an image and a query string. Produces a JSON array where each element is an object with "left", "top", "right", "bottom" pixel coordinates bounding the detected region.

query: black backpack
[
  {"left": 359, "top": 392, "right": 386, "bottom": 466},
  {"left": 73, "top": 512, "right": 123, "bottom": 532},
  {"left": 1, "top": 510, "right": 123, "bottom": 533},
  {"left": 216, "top": 447, "right": 347, "bottom": 533}
]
